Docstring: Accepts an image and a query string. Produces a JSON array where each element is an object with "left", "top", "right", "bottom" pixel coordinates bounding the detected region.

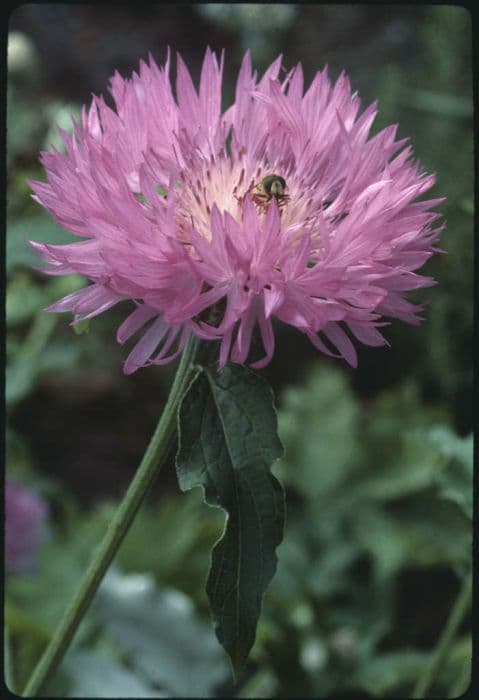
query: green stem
[
  {"left": 4, "top": 624, "right": 15, "bottom": 693},
  {"left": 22, "top": 335, "right": 201, "bottom": 697},
  {"left": 412, "top": 572, "right": 472, "bottom": 698},
  {"left": 448, "top": 656, "right": 471, "bottom": 697}
]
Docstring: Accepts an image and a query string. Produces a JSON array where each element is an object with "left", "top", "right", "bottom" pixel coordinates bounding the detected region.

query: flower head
[
  {"left": 30, "top": 49, "right": 443, "bottom": 372},
  {"left": 5, "top": 479, "right": 50, "bottom": 574}
]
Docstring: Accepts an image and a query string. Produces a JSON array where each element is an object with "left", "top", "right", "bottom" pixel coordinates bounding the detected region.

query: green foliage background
[{"left": 6, "top": 5, "right": 472, "bottom": 697}]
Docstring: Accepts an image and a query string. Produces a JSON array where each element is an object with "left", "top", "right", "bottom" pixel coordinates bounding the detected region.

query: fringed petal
[{"left": 123, "top": 317, "right": 170, "bottom": 374}]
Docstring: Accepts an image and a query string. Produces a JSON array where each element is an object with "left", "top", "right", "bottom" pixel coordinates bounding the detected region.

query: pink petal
[
  {"left": 123, "top": 317, "right": 170, "bottom": 374},
  {"left": 322, "top": 323, "right": 358, "bottom": 367},
  {"left": 116, "top": 304, "right": 159, "bottom": 344}
]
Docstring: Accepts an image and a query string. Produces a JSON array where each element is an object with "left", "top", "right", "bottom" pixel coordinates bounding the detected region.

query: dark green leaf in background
[{"left": 176, "top": 364, "right": 285, "bottom": 678}]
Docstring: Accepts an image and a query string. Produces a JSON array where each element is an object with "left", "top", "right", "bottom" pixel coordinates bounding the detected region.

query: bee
[{"left": 249, "top": 174, "right": 290, "bottom": 209}]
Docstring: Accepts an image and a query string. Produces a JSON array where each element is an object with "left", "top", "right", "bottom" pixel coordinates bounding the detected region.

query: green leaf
[
  {"left": 176, "top": 364, "right": 285, "bottom": 678},
  {"left": 7, "top": 273, "right": 85, "bottom": 325},
  {"left": 277, "top": 367, "right": 359, "bottom": 498},
  {"left": 356, "top": 649, "right": 429, "bottom": 696},
  {"left": 354, "top": 495, "right": 470, "bottom": 580},
  {"left": 116, "top": 490, "right": 223, "bottom": 601},
  {"left": 6, "top": 273, "right": 48, "bottom": 324},
  {"left": 61, "top": 648, "right": 161, "bottom": 698},
  {"left": 427, "top": 426, "right": 473, "bottom": 519},
  {"left": 7, "top": 215, "right": 77, "bottom": 274},
  {"left": 6, "top": 309, "right": 59, "bottom": 406},
  {"left": 97, "top": 570, "right": 229, "bottom": 697}
]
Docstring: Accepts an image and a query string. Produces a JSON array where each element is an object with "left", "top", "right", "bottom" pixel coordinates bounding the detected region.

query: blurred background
[{"left": 6, "top": 4, "right": 472, "bottom": 698}]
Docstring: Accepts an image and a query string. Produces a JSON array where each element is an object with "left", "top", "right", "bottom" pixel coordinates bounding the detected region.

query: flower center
[{"left": 170, "top": 155, "right": 323, "bottom": 252}]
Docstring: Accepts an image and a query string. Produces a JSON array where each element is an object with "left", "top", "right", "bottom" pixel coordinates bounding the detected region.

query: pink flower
[
  {"left": 5, "top": 479, "right": 49, "bottom": 574},
  {"left": 29, "top": 49, "right": 443, "bottom": 373}
]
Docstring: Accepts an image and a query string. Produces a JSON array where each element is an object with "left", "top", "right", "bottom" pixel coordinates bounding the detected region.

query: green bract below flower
[{"left": 30, "top": 48, "right": 443, "bottom": 373}]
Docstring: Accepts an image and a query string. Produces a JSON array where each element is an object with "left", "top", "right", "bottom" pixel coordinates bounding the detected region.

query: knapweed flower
[
  {"left": 29, "top": 49, "right": 443, "bottom": 373},
  {"left": 5, "top": 479, "right": 49, "bottom": 574}
]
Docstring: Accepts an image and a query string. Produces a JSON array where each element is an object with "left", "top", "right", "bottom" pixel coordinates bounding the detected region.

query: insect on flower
[
  {"left": 249, "top": 174, "right": 290, "bottom": 210},
  {"left": 29, "top": 49, "right": 444, "bottom": 373}
]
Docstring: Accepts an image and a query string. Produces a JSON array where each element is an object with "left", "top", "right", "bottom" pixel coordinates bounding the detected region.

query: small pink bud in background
[{"left": 5, "top": 479, "right": 50, "bottom": 575}]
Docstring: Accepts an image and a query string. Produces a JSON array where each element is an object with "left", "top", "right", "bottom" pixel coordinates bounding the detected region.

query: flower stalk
[
  {"left": 412, "top": 571, "right": 472, "bottom": 698},
  {"left": 22, "top": 335, "right": 201, "bottom": 697}
]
